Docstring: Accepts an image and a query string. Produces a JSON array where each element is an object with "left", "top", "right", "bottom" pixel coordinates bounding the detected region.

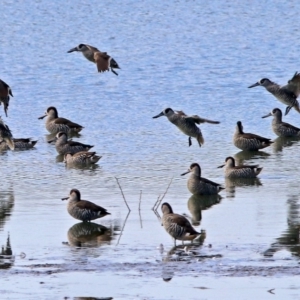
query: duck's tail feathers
[
  {"left": 196, "top": 135, "right": 204, "bottom": 147},
  {"left": 255, "top": 167, "right": 263, "bottom": 176}
]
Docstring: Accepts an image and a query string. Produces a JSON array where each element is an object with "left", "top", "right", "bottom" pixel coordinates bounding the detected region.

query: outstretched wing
[
  {"left": 94, "top": 51, "right": 110, "bottom": 72},
  {"left": 282, "top": 72, "right": 300, "bottom": 97},
  {"left": 185, "top": 115, "right": 220, "bottom": 124}
]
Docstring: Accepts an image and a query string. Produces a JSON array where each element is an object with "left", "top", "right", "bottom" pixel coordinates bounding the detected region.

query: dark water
[{"left": 1, "top": 0, "right": 300, "bottom": 299}]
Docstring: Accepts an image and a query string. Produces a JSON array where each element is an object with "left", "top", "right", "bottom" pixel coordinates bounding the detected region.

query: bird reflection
[
  {"left": 0, "top": 233, "right": 14, "bottom": 269},
  {"left": 163, "top": 231, "right": 207, "bottom": 261},
  {"left": 46, "top": 132, "right": 81, "bottom": 143},
  {"left": 65, "top": 163, "right": 100, "bottom": 171},
  {"left": 272, "top": 136, "right": 300, "bottom": 153},
  {"left": 234, "top": 150, "right": 270, "bottom": 165},
  {"left": 0, "top": 190, "right": 14, "bottom": 230},
  {"left": 187, "top": 194, "right": 222, "bottom": 225},
  {"left": 224, "top": 177, "right": 262, "bottom": 198},
  {"left": 264, "top": 195, "right": 300, "bottom": 257},
  {"left": 67, "top": 222, "right": 113, "bottom": 247}
]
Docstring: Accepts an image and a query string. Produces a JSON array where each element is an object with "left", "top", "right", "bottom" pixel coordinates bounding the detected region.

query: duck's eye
[{"left": 260, "top": 78, "right": 268, "bottom": 84}]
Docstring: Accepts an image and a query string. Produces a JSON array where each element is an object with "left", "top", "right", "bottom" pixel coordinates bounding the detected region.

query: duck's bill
[
  {"left": 248, "top": 82, "right": 260, "bottom": 88},
  {"left": 61, "top": 197, "right": 69, "bottom": 201},
  {"left": 217, "top": 164, "right": 225, "bottom": 168},
  {"left": 67, "top": 47, "right": 78, "bottom": 53},
  {"left": 47, "top": 137, "right": 57, "bottom": 143},
  {"left": 38, "top": 114, "right": 46, "bottom": 120},
  {"left": 152, "top": 111, "right": 164, "bottom": 118},
  {"left": 262, "top": 112, "right": 272, "bottom": 118},
  {"left": 181, "top": 170, "right": 191, "bottom": 176}
]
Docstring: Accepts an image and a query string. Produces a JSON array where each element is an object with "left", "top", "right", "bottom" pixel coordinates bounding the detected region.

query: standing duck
[
  {"left": 218, "top": 156, "right": 263, "bottom": 178},
  {"left": 61, "top": 189, "right": 110, "bottom": 222},
  {"left": 181, "top": 163, "right": 224, "bottom": 195},
  {"left": 64, "top": 151, "right": 102, "bottom": 165},
  {"left": 38, "top": 107, "right": 84, "bottom": 134},
  {"left": 262, "top": 108, "right": 300, "bottom": 137},
  {"left": 233, "top": 121, "right": 273, "bottom": 151},
  {"left": 48, "top": 132, "right": 93, "bottom": 155},
  {"left": 161, "top": 202, "right": 200, "bottom": 245}
]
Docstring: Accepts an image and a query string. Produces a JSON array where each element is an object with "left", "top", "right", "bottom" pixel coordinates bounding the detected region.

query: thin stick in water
[
  {"left": 152, "top": 195, "right": 161, "bottom": 211},
  {"left": 138, "top": 190, "right": 143, "bottom": 228},
  {"left": 138, "top": 190, "right": 142, "bottom": 211},
  {"left": 115, "top": 177, "right": 131, "bottom": 211},
  {"left": 156, "top": 177, "right": 173, "bottom": 211}
]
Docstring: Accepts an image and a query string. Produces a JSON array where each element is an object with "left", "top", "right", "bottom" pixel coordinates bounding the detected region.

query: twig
[
  {"left": 138, "top": 190, "right": 142, "bottom": 211},
  {"left": 154, "top": 177, "right": 173, "bottom": 211},
  {"left": 115, "top": 177, "right": 131, "bottom": 211},
  {"left": 116, "top": 211, "right": 130, "bottom": 246},
  {"left": 152, "top": 195, "right": 161, "bottom": 211},
  {"left": 153, "top": 208, "right": 162, "bottom": 222}
]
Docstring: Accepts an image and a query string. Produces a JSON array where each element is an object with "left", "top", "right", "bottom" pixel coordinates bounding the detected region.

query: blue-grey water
[{"left": 1, "top": 0, "right": 300, "bottom": 299}]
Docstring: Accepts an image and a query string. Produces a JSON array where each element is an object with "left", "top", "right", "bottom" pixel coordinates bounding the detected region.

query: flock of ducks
[
  {"left": 1, "top": 49, "right": 300, "bottom": 246},
  {"left": 155, "top": 72, "right": 300, "bottom": 245}
]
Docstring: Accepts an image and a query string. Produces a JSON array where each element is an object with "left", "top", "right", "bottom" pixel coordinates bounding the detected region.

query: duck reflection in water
[
  {"left": 67, "top": 222, "right": 114, "bottom": 247},
  {"left": 0, "top": 233, "right": 14, "bottom": 269},
  {"left": 187, "top": 194, "right": 222, "bottom": 226},
  {"left": 0, "top": 190, "right": 14, "bottom": 230},
  {"left": 264, "top": 195, "right": 300, "bottom": 257},
  {"left": 234, "top": 150, "right": 270, "bottom": 166},
  {"left": 224, "top": 177, "right": 262, "bottom": 198},
  {"left": 272, "top": 136, "right": 300, "bottom": 153}
]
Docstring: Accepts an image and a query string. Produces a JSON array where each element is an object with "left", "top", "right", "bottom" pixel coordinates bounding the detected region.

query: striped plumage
[
  {"left": 0, "top": 79, "right": 13, "bottom": 117},
  {"left": 233, "top": 121, "right": 273, "bottom": 151},
  {"left": 38, "top": 107, "right": 84, "bottom": 134},
  {"left": 181, "top": 163, "right": 224, "bottom": 195},
  {"left": 49, "top": 132, "right": 93, "bottom": 155},
  {"left": 262, "top": 108, "right": 300, "bottom": 137},
  {"left": 67, "top": 222, "right": 111, "bottom": 247},
  {"left": 0, "top": 138, "right": 37, "bottom": 151},
  {"left": 248, "top": 72, "right": 300, "bottom": 115},
  {"left": 67, "top": 44, "right": 120, "bottom": 76},
  {"left": 0, "top": 117, "right": 14, "bottom": 150},
  {"left": 64, "top": 151, "right": 101, "bottom": 165},
  {"left": 62, "top": 189, "right": 110, "bottom": 222},
  {"left": 153, "top": 108, "right": 220, "bottom": 147},
  {"left": 161, "top": 202, "right": 200, "bottom": 245},
  {"left": 218, "top": 156, "right": 263, "bottom": 178}
]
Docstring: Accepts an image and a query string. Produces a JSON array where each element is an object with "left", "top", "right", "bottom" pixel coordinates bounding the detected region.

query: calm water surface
[{"left": 1, "top": 0, "right": 300, "bottom": 299}]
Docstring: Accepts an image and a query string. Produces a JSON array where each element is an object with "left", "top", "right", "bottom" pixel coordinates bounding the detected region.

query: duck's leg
[
  {"left": 285, "top": 106, "right": 292, "bottom": 116},
  {"left": 111, "top": 68, "right": 118, "bottom": 76},
  {"left": 188, "top": 137, "right": 192, "bottom": 146}
]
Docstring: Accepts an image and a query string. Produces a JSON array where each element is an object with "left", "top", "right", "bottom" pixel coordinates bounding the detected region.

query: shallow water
[{"left": 1, "top": 0, "right": 300, "bottom": 299}]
